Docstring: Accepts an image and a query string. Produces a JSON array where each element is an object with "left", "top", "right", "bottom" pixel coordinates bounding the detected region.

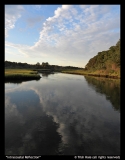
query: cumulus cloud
[
  {"left": 5, "top": 5, "right": 24, "bottom": 37},
  {"left": 29, "top": 5, "right": 119, "bottom": 65},
  {"left": 34, "top": 5, "right": 73, "bottom": 43},
  {"left": 5, "top": 5, "right": 120, "bottom": 67}
]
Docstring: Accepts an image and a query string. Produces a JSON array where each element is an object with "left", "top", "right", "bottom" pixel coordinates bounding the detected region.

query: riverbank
[
  {"left": 61, "top": 70, "right": 120, "bottom": 79},
  {"left": 5, "top": 69, "right": 41, "bottom": 81}
]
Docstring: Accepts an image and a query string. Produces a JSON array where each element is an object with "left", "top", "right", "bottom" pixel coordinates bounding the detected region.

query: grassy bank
[
  {"left": 61, "top": 69, "right": 120, "bottom": 79},
  {"left": 5, "top": 69, "right": 41, "bottom": 81}
]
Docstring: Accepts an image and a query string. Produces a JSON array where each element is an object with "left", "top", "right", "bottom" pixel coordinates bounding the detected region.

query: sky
[{"left": 5, "top": 4, "right": 120, "bottom": 68}]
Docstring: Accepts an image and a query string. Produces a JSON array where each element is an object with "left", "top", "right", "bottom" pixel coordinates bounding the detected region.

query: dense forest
[
  {"left": 85, "top": 39, "right": 120, "bottom": 76},
  {"left": 5, "top": 61, "right": 82, "bottom": 71}
]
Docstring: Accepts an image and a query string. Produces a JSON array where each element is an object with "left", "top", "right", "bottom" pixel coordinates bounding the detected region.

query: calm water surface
[{"left": 5, "top": 73, "right": 120, "bottom": 155}]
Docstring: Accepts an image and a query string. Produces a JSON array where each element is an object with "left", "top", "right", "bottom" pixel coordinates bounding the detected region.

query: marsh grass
[
  {"left": 5, "top": 69, "right": 41, "bottom": 80},
  {"left": 61, "top": 69, "right": 120, "bottom": 79}
]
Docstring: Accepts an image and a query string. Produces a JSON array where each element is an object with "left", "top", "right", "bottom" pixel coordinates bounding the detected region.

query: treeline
[
  {"left": 85, "top": 39, "right": 120, "bottom": 75},
  {"left": 5, "top": 61, "right": 83, "bottom": 71}
]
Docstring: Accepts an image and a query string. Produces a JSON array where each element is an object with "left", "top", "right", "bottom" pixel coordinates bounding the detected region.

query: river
[{"left": 5, "top": 73, "right": 120, "bottom": 155}]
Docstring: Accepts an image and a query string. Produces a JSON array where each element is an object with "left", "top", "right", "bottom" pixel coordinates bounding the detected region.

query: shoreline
[
  {"left": 5, "top": 69, "right": 120, "bottom": 80},
  {"left": 61, "top": 71, "right": 120, "bottom": 79},
  {"left": 5, "top": 69, "right": 41, "bottom": 81}
]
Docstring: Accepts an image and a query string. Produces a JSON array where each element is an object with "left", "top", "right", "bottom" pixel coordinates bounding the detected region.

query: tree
[
  {"left": 84, "top": 39, "right": 120, "bottom": 73},
  {"left": 36, "top": 62, "right": 40, "bottom": 65},
  {"left": 42, "top": 62, "right": 49, "bottom": 68},
  {"left": 116, "top": 39, "right": 120, "bottom": 46}
]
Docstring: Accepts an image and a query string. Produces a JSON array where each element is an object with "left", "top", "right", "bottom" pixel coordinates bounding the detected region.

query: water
[{"left": 5, "top": 73, "right": 120, "bottom": 155}]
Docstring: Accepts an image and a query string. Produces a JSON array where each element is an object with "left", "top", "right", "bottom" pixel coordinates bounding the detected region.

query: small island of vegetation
[{"left": 5, "top": 69, "right": 41, "bottom": 82}]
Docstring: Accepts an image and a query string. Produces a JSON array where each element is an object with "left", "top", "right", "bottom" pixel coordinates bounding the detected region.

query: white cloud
[
  {"left": 5, "top": 5, "right": 120, "bottom": 67},
  {"left": 5, "top": 5, "right": 24, "bottom": 37},
  {"left": 34, "top": 5, "right": 119, "bottom": 65},
  {"left": 5, "top": 41, "right": 30, "bottom": 57}
]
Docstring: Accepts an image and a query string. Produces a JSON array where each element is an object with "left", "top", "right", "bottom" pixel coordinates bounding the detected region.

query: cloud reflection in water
[{"left": 5, "top": 73, "right": 120, "bottom": 155}]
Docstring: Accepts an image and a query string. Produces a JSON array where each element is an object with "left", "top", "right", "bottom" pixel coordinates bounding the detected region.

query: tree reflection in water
[{"left": 84, "top": 76, "right": 120, "bottom": 111}]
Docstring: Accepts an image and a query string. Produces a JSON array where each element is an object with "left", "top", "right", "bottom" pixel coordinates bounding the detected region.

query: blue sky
[{"left": 5, "top": 5, "right": 120, "bottom": 67}]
